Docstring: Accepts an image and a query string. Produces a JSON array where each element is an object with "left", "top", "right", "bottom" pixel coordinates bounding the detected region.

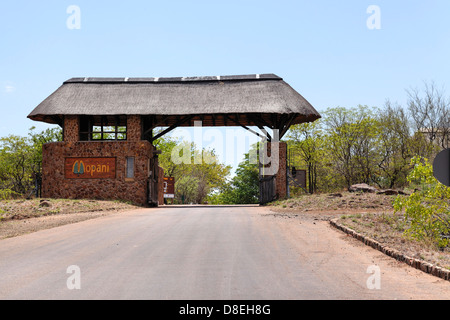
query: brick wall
[{"left": 42, "top": 140, "right": 153, "bottom": 206}]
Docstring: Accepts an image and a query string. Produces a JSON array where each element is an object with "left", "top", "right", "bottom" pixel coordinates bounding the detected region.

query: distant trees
[
  {"left": 285, "top": 82, "right": 449, "bottom": 193},
  {"left": 208, "top": 150, "right": 259, "bottom": 205},
  {"left": 407, "top": 82, "right": 450, "bottom": 150},
  {"left": 154, "top": 134, "right": 231, "bottom": 204},
  {"left": 0, "top": 127, "right": 62, "bottom": 196},
  {"left": 286, "top": 121, "right": 323, "bottom": 194},
  {"left": 377, "top": 102, "right": 413, "bottom": 188}
]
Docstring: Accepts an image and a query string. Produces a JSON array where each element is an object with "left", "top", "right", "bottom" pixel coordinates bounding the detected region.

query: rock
[
  {"left": 376, "top": 189, "right": 399, "bottom": 195},
  {"left": 328, "top": 193, "right": 343, "bottom": 197},
  {"left": 348, "top": 183, "right": 377, "bottom": 193},
  {"left": 376, "top": 189, "right": 409, "bottom": 196},
  {"left": 39, "top": 201, "right": 52, "bottom": 208}
]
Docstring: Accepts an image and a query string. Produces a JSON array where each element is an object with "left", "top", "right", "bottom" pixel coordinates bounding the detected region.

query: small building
[{"left": 28, "top": 74, "right": 320, "bottom": 206}]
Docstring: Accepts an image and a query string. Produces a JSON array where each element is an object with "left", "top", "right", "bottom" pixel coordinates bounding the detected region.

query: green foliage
[
  {"left": 175, "top": 175, "right": 200, "bottom": 204},
  {"left": 393, "top": 156, "right": 450, "bottom": 248},
  {"left": 324, "top": 105, "right": 381, "bottom": 188},
  {"left": 287, "top": 120, "right": 324, "bottom": 193},
  {"left": 154, "top": 132, "right": 231, "bottom": 204},
  {"left": 0, "top": 127, "right": 62, "bottom": 195},
  {"left": 211, "top": 151, "right": 259, "bottom": 204},
  {"left": 285, "top": 97, "right": 443, "bottom": 194},
  {"left": 0, "top": 188, "right": 20, "bottom": 200}
]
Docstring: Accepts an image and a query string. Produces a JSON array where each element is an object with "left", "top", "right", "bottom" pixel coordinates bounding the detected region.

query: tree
[
  {"left": 376, "top": 101, "right": 414, "bottom": 188},
  {"left": 0, "top": 126, "right": 62, "bottom": 196},
  {"left": 0, "top": 135, "right": 32, "bottom": 194},
  {"left": 324, "top": 106, "right": 380, "bottom": 188},
  {"left": 154, "top": 133, "right": 231, "bottom": 204},
  {"left": 407, "top": 82, "right": 450, "bottom": 152},
  {"left": 210, "top": 150, "right": 259, "bottom": 204},
  {"left": 175, "top": 175, "right": 200, "bottom": 204},
  {"left": 286, "top": 120, "right": 323, "bottom": 193}
]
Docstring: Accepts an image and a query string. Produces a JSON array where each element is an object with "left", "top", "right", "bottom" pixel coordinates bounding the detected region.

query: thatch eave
[{"left": 28, "top": 74, "right": 321, "bottom": 128}]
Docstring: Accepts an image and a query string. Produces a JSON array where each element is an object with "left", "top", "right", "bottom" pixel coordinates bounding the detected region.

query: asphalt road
[{"left": 0, "top": 205, "right": 449, "bottom": 300}]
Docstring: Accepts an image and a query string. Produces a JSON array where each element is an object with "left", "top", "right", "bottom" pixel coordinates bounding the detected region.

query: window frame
[{"left": 79, "top": 115, "right": 127, "bottom": 141}]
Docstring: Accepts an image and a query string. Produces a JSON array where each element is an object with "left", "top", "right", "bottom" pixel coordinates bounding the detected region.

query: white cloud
[{"left": 4, "top": 85, "right": 15, "bottom": 93}]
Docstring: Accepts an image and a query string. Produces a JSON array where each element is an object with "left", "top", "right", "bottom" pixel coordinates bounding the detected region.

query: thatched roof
[{"left": 28, "top": 74, "right": 320, "bottom": 130}]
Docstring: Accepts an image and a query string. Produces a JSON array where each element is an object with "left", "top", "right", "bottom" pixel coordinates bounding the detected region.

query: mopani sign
[{"left": 65, "top": 157, "right": 116, "bottom": 179}]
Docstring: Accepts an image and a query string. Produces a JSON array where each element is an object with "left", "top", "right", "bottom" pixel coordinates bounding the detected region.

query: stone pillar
[
  {"left": 63, "top": 115, "right": 79, "bottom": 142},
  {"left": 158, "top": 166, "right": 164, "bottom": 205},
  {"left": 276, "top": 142, "right": 287, "bottom": 199},
  {"left": 261, "top": 141, "right": 287, "bottom": 200},
  {"left": 127, "top": 115, "right": 142, "bottom": 141}
]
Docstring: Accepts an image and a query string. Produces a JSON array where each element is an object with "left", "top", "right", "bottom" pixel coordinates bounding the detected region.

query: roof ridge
[{"left": 63, "top": 74, "right": 282, "bottom": 84}]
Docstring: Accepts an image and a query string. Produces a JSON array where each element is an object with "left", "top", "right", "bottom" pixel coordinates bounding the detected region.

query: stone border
[{"left": 330, "top": 219, "right": 450, "bottom": 281}]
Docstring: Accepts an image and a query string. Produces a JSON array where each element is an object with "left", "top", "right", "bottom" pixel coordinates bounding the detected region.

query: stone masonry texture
[
  {"left": 42, "top": 140, "right": 154, "bottom": 206},
  {"left": 262, "top": 141, "right": 287, "bottom": 200}
]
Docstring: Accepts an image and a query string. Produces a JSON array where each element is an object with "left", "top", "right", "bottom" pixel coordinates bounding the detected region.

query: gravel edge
[{"left": 330, "top": 218, "right": 450, "bottom": 282}]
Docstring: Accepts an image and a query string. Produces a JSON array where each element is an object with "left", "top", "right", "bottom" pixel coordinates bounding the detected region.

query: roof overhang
[{"left": 28, "top": 74, "right": 321, "bottom": 132}]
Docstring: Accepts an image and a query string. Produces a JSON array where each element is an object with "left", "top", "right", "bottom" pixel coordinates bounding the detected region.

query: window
[
  {"left": 126, "top": 157, "right": 135, "bottom": 179},
  {"left": 79, "top": 115, "right": 127, "bottom": 141}
]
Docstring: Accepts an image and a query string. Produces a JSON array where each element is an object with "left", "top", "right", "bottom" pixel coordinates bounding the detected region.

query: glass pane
[
  {"left": 126, "top": 157, "right": 134, "bottom": 178},
  {"left": 103, "top": 133, "right": 116, "bottom": 140}
]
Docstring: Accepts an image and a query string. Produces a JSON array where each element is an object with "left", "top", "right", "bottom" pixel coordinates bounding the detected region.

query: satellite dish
[{"left": 433, "top": 148, "right": 450, "bottom": 187}]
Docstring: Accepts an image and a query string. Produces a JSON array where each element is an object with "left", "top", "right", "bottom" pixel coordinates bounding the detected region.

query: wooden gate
[
  {"left": 258, "top": 146, "right": 277, "bottom": 205},
  {"left": 259, "top": 175, "right": 276, "bottom": 204}
]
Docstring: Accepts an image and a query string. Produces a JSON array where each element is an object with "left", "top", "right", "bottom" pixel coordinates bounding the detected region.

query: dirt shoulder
[
  {"left": 0, "top": 199, "right": 140, "bottom": 240},
  {"left": 268, "top": 191, "right": 450, "bottom": 271}
]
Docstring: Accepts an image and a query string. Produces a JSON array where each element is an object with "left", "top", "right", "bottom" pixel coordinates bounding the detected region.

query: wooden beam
[
  {"left": 246, "top": 114, "right": 272, "bottom": 141},
  {"left": 143, "top": 115, "right": 177, "bottom": 139},
  {"left": 150, "top": 115, "right": 194, "bottom": 142},
  {"left": 251, "top": 113, "right": 273, "bottom": 129},
  {"left": 51, "top": 115, "right": 64, "bottom": 127},
  {"left": 279, "top": 114, "right": 297, "bottom": 139},
  {"left": 224, "top": 114, "right": 268, "bottom": 141}
]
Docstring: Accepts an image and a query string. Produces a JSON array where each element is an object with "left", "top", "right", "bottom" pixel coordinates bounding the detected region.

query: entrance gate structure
[{"left": 28, "top": 74, "right": 321, "bottom": 206}]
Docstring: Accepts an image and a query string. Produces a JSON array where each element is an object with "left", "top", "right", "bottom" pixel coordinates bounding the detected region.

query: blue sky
[{"left": 1, "top": 0, "right": 450, "bottom": 171}]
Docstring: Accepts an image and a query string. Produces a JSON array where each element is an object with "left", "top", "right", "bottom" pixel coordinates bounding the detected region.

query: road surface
[{"left": 0, "top": 205, "right": 449, "bottom": 300}]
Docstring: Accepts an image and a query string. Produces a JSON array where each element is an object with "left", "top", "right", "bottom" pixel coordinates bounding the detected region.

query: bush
[
  {"left": 393, "top": 156, "right": 450, "bottom": 248},
  {"left": 0, "top": 188, "right": 20, "bottom": 200}
]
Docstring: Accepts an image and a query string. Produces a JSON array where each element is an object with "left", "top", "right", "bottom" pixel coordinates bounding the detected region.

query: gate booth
[{"left": 28, "top": 74, "right": 320, "bottom": 206}]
